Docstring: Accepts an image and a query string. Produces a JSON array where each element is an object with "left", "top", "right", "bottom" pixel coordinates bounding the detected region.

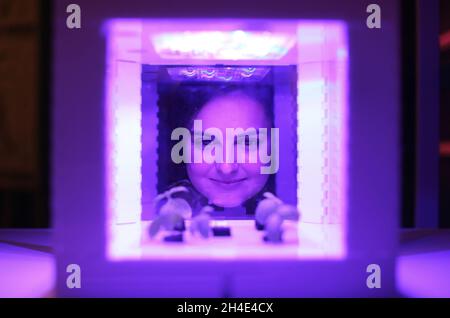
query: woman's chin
[{"left": 211, "top": 198, "right": 244, "bottom": 208}]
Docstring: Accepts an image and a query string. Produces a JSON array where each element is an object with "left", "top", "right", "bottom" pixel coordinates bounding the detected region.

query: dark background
[
  {"left": 0, "top": 0, "right": 448, "bottom": 228},
  {"left": 439, "top": 0, "right": 450, "bottom": 227}
]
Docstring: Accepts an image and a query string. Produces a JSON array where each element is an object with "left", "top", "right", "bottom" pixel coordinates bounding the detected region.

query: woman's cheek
[
  {"left": 241, "top": 162, "right": 266, "bottom": 179},
  {"left": 187, "top": 163, "right": 210, "bottom": 183}
]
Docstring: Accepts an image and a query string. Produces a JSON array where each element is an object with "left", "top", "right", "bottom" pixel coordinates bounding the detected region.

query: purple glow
[
  {"left": 166, "top": 66, "right": 270, "bottom": 82},
  {"left": 297, "top": 23, "right": 348, "bottom": 259},
  {"left": 114, "top": 220, "right": 343, "bottom": 260},
  {"left": 0, "top": 242, "right": 55, "bottom": 297},
  {"left": 104, "top": 21, "right": 143, "bottom": 259},
  {"left": 151, "top": 30, "right": 296, "bottom": 60},
  {"left": 103, "top": 19, "right": 348, "bottom": 261},
  {"left": 397, "top": 232, "right": 450, "bottom": 297}
]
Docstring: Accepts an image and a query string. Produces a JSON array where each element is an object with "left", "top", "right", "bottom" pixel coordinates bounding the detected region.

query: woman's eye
[
  {"left": 236, "top": 137, "right": 257, "bottom": 147},
  {"left": 193, "top": 136, "right": 216, "bottom": 147}
]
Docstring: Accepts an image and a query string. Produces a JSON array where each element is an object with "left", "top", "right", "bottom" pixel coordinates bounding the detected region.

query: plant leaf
[
  {"left": 153, "top": 193, "right": 167, "bottom": 205},
  {"left": 158, "top": 198, "right": 192, "bottom": 219},
  {"left": 149, "top": 217, "right": 163, "bottom": 238},
  {"left": 190, "top": 214, "right": 210, "bottom": 238},
  {"left": 265, "top": 213, "right": 283, "bottom": 231},
  {"left": 166, "top": 186, "right": 189, "bottom": 198},
  {"left": 163, "top": 213, "right": 182, "bottom": 231},
  {"left": 255, "top": 198, "right": 281, "bottom": 224},
  {"left": 198, "top": 217, "right": 210, "bottom": 238},
  {"left": 264, "top": 213, "right": 284, "bottom": 243},
  {"left": 200, "top": 205, "right": 214, "bottom": 214},
  {"left": 277, "top": 204, "right": 300, "bottom": 221},
  {"left": 263, "top": 192, "right": 283, "bottom": 204}
]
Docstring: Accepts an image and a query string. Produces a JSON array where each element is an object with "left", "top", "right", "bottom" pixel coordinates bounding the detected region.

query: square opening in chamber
[{"left": 104, "top": 19, "right": 348, "bottom": 261}]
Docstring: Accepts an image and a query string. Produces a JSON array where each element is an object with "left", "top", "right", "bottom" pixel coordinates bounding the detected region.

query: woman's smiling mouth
[{"left": 209, "top": 177, "right": 248, "bottom": 185}]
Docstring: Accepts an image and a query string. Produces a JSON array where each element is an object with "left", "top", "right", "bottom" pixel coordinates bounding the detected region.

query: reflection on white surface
[
  {"left": 0, "top": 243, "right": 55, "bottom": 297},
  {"left": 104, "top": 19, "right": 348, "bottom": 261},
  {"left": 109, "top": 220, "right": 344, "bottom": 261},
  {"left": 151, "top": 30, "right": 296, "bottom": 60}
]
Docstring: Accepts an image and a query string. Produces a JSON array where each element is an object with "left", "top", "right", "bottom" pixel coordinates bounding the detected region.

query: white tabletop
[{"left": 0, "top": 228, "right": 449, "bottom": 297}]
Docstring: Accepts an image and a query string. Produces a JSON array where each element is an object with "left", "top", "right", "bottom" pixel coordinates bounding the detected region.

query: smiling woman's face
[{"left": 186, "top": 92, "right": 271, "bottom": 208}]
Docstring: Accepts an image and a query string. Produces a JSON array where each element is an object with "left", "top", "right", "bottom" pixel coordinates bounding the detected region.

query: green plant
[
  {"left": 255, "top": 192, "right": 301, "bottom": 243},
  {"left": 255, "top": 192, "right": 283, "bottom": 227},
  {"left": 148, "top": 186, "right": 192, "bottom": 238},
  {"left": 190, "top": 206, "right": 214, "bottom": 239}
]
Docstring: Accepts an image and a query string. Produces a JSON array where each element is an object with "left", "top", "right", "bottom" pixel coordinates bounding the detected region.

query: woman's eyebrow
[
  {"left": 234, "top": 130, "right": 260, "bottom": 139},
  {"left": 203, "top": 132, "right": 216, "bottom": 139},
  {"left": 189, "top": 130, "right": 214, "bottom": 139},
  {"left": 189, "top": 129, "right": 262, "bottom": 138}
]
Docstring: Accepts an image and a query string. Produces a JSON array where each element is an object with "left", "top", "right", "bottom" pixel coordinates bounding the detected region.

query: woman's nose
[{"left": 215, "top": 162, "right": 239, "bottom": 175}]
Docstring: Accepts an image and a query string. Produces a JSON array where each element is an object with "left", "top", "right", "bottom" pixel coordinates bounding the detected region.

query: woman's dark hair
[{"left": 155, "top": 69, "right": 276, "bottom": 215}]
